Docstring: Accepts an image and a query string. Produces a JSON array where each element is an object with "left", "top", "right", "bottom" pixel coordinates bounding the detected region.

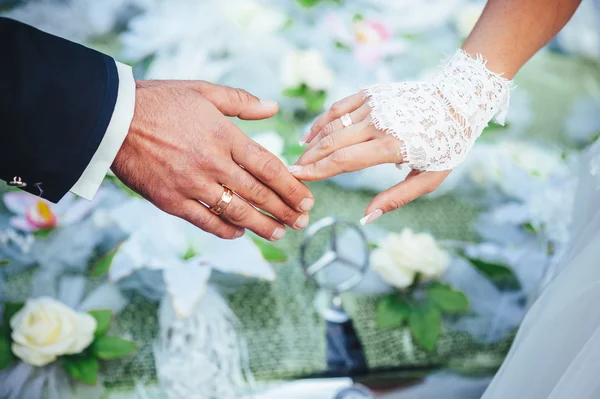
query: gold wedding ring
[
  {"left": 210, "top": 186, "right": 234, "bottom": 215},
  {"left": 340, "top": 113, "right": 353, "bottom": 128}
]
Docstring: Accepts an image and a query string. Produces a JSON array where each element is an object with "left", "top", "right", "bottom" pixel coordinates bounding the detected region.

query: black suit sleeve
[{"left": 0, "top": 17, "right": 120, "bottom": 202}]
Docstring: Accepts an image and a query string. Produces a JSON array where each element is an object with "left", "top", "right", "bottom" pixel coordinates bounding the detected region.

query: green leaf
[
  {"left": 367, "top": 242, "right": 379, "bottom": 251},
  {"left": 376, "top": 295, "right": 410, "bottom": 329},
  {"left": 522, "top": 222, "right": 538, "bottom": 235},
  {"left": 305, "top": 90, "right": 327, "bottom": 113},
  {"left": 0, "top": 259, "right": 10, "bottom": 267},
  {"left": 428, "top": 283, "right": 469, "bottom": 314},
  {"left": 283, "top": 85, "right": 326, "bottom": 113},
  {"left": 467, "top": 258, "right": 521, "bottom": 291},
  {"left": 2, "top": 302, "right": 24, "bottom": 329},
  {"left": 90, "top": 245, "right": 121, "bottom": 277},
  {"left": 408, "top": 302, "right": 441, "bottom": 352},
  {"left": 334, "top": 40, "right": 351, "bottom": 50},
  {"left": 90, "top": 336, "right": 137, "bottom": 360},
  {"left": 252, "top": 237, "right": 288, "bottom": 263},
  {"left": 88, "top": 309, "right": 113, "bottom": 337},
  {"left": 400, "top": 33, "right": 418, "bottom": 41},
  {"left": 0, "top": 336, "right": 16, "bottom": 370},
  {"left": 283, "top": 85, "right": 307, "bottom": 98},
  {"left": 481, "top": 122, "right": 511, "bottom": 139},
  {"left": 1, "top": 302, "right": 24, "bottom": 337},
  {"left": 297, "top": 0, "right": 320, "bottom": 7},
  {"left": 182, "top": 246, "right": 198, "bottom": 261},
  {"left": 63, "top": 355, "right": 99, "bottom": 385},
  {"left": 283, "top": 144, "right": 306, "bottom": 162},
  {"left": 33, "top": 228, "right": 54, "bottom": 239}
]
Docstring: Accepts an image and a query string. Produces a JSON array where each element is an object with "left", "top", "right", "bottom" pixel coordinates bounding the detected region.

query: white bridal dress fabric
[{"left": 481, "top": 139, "right": 600, "bottom": 398}]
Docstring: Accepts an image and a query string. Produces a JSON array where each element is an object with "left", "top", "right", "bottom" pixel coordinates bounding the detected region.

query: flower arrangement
[
  {"left": 3, "top": 192, "right": 97, "bottom": 236},
  {"left": 371, "top": 229, "right": 469, "bottom": 351},
  {"left": 0, "top": 297, "right": 136, "bottom": 385}
]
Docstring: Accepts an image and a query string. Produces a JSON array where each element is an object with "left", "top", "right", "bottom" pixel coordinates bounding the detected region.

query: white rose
[
  {"left": 454, "top": 3, "right": 485, "bottom": 38},
  {"left": 281, "top": 49, "right": 335, "bottom": 91},
  {"left": 10, "top": 297, "right": 97, "bottom": 367},
  {"left": 371, "top": 229, "right": 450, "bottom": 289}
]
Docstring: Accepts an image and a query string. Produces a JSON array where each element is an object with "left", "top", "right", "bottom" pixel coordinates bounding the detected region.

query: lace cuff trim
[{"left": 363, "top": 50, "right": 513, "bottom": 171}]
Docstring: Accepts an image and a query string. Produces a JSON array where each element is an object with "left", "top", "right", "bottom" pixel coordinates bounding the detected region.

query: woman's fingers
[
  {"left": 223, "top": 167, "right": 309, "bottom": 230},
  {"left": 290, "top": 135, "right": 401, "bottom": 181},
  {"left": 301, "top": 93, "right": 366, "bottom": 145},
  {"left": 360, "top": 170, "right": 452, "bottom": 225},
  {"left": 231, "top": 134, "right": 314, "bottom": 212},
  {"left": 296, "top": 119, "right": 382, "bottom": 166},
  {"left": 305, "top": 103, "right": 372, "bottom": 152}
]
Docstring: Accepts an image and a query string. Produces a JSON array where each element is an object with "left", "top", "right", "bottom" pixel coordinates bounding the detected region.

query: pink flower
[
  {"left": 3, "top": 192, "right": 97, "bottom": 233},
  {"left": 326, "top": 14, "right": 407, "bottom": 68}
]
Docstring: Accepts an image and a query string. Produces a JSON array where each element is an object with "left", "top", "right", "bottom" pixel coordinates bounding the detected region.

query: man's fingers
[
  {"left": 301, "top": 93, "right": 366, "bottom": 145},
  {"left": 203, "top": 184, "right": 287, "bottom": 241},
  {"left": 198, "top": 82, "right": 279, "bottom": 120},
  {"left": 305, "top": 103, "right": 372, "bottom": 151},
  {"left": 223, "top": 167, "right": 309, "bottom": 230},
  {"left": 175, "top": 200, "right": 244, "bottom": 240},
  {"left": 232, "top": 138, "right": 315, "bottom": 213},
  {"left": 290, "top": 135, "right": 400, "bottom": 181},
  {"left": 296, "top": 119, "right": 381, "bottom": 166},
  {"left": 361, "top": 170, "right": 452, "bottom": 225}
]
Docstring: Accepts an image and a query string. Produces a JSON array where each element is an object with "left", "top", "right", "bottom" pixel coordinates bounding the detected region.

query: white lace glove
[
  {"left": 292, "top": 50, "right": 513, "bottom": 225},
  {"left": 363, "top": 50, "right": 512, "bottom": 171}
]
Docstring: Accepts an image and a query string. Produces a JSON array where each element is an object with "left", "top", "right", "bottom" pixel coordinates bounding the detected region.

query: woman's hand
[
  {"left": 290, "top": 50, "right": 512, "bottom": 225},
  {"left": 290, "top": 92, "right": 451, "bottom": 225}
]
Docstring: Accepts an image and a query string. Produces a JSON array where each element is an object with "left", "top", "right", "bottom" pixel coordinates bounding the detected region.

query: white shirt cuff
[{"left": 70, "top": 61, "right": 136, "bottom": 200}]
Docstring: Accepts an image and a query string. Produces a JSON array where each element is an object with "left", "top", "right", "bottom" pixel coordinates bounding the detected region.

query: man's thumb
[{"left": 200, "top": 83, "right": 279, "bottom": 120}]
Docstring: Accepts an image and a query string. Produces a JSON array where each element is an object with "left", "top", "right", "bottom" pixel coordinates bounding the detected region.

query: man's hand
[{"left": 112, "top": 80, "right": 314, "bottom": 240}]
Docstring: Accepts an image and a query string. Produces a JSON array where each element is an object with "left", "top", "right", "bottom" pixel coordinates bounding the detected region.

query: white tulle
[
  {"left": 481, "top": 140, "right": 600, "bottom": 398},
  {"left": 363, "top": 50, "right": 512, "bottom": 171},
  {"left": 154, "top": 286, "right": 255, "bottom": 399}
]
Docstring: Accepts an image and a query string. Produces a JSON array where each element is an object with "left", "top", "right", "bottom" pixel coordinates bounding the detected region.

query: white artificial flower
[
  {"left": 454, "top": 3, "right": 485, "bottom": 38},
  {"left": 498, "top": 141, "right": 564, "bottom": 180},
  {"left": 106, "top": 199, "right": 275, "bottom": 318},
  {"left": 281, "top": 49, "right": 335, "bottom": 91},
  {"left": 370, "top": 229, "right": 450, "bottom": 289},
  {"left": 556, "top": 0, "right": 600, "bottom": 60},
  {"left": 467, "top": 140, "right": 566, "bottom": 198},
  {"left": 368, "top": 0, "right": 466, "bottom": 34},
  {"left": 121, "top": 0, "right": 288, "bottom": 87},
  {"left": 224, "top": 0, "right": 287, "bottom": 33},
  {"left": 10, "top": 297, "right": 97, "bottom": 367},
  {"left": 565, "top": 95, "right": 600, "bottom": 146},
  {"left": 253, "top": 131, "right": 286, "bottom": 164},
  {"left": 5, "top": 0, "right": 132, "bottom": 42}
]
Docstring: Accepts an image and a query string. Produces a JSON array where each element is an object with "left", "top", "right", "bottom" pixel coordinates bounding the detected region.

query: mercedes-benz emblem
[
  {"left": 299, "top": 217, "right": 370, "bottom": 294},
  {"left": 334, "top": 384, "right": 374, "bottom": 399}
]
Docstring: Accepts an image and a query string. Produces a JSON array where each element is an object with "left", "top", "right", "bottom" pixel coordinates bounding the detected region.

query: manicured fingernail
[
  {"left": 288, "top": 165, "right": 303, "bottom": 174},
  {"left": 271, "top": 227, "right": 286, "bottom": 241},
  {"left": 234, "top": 228, "right": 245, "bottom": 239},
  {"left": 260, "top": 100, "right": 278, "bottom": 108},
  {"left": 299, "top": 131, "right": 311, "bottom": 146},
  {"left": 294, "top": 214, "right": 309, "bottom": 229},
  {"left": 360, "top": 209, "right": 383, "bottom": 226},
  {"left": 298, "top": 197, "right": 314, "bottom": 212}
]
